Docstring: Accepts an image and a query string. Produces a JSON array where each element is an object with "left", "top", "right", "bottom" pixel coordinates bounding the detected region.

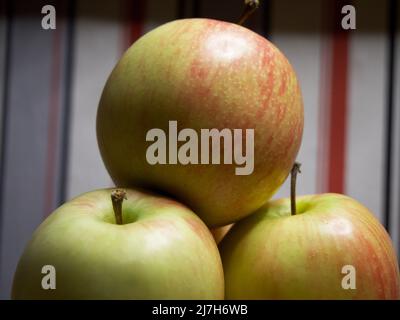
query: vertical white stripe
[
  {"left": 317, "top": 31, "right": 332, "bottom": 194},
  {"left": 67, "top": 0, "right": 123, "bottom": 199},
  {"left": 346, "top": 0, "right": 388, "bottom": 222},
  {"left": 270, "top": 0, "right": 323, "bottom": 199}
]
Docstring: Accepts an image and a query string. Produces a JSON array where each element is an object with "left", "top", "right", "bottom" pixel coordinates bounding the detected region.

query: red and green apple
[
  {"left": 97, "top": 18, "right": 304, "bottom": 227},
  {"left": 220, "top": 192, "right": 400, "bottom": 299},
  {"left": 12, "top": 188, "right": 224, "bottom": 299}
]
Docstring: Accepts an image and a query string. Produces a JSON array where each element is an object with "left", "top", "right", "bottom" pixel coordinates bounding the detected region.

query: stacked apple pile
[{"left": 12, "top": 17, "right": 399, "bottom": 299}]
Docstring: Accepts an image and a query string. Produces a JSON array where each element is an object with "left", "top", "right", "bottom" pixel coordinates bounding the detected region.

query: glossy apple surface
[
  {"left": 12, "top": 189, "right": 224, "bottom": 299},
  {"left": 220, "top": 193, "right": 400, "bottom": 299},
  {"left": 97, "top": 18, "right": 304, "bottom": 227}
]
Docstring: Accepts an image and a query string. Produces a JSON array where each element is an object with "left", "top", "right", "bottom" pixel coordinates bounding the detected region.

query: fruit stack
[{"left": 12, "top": 18, "right": 399, "bottom": 300}]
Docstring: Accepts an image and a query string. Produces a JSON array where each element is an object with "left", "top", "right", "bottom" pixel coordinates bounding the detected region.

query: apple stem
[
  {"left": 238, "top": 0, "right": 260, "bottom": 26},
  {"left": 111, "top": 189, "right": 127, "bottom": 225},
  {"left": 290, "top": 162, "right": 301, "bottom": 216}
]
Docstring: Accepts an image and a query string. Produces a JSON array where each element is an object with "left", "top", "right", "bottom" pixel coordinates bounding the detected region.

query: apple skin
[
  {"left": 97, "top": 18, "right": 304, "bottom": 227},
  {"left": 211, "top": 224, "right": 234, "bottom": 244},
  {"left": 12, "top": 189, "right": 224, "bottom": 299},
  {"left": 219, "top": 193, "right": 400, "bottom": 299}
]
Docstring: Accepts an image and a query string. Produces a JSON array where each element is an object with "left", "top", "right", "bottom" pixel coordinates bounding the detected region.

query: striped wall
[
  {"left": 0, "top": 1, "right": 6, "bottom": 189},
  {"left": 346, "top": 0, "right": 387, "bottom": 224},
  {"left": 66, "top": 1, "right": 121, "bottom": 200},
  {"left": 0, "top": 0, "right": 71, "bottom": 298},
  {"left": 389, "top": 0, "right": 400, "bottom": 262},
  {"left": 270, "top": 0, "right": 323, "bottom": 199},
  {"left": 0, "top": 0, "right": 399, "bottom": 298}
]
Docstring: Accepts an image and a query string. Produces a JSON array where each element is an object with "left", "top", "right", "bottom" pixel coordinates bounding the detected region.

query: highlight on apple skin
[
  {"left": 219, "top": 193, "right": 400, "bottom": 300},
  {"left": 12, "top": 188, "right": 224, "bottom": 300},
  {"left": 97, "top": 18, "right": 304, "bottom": 227}
]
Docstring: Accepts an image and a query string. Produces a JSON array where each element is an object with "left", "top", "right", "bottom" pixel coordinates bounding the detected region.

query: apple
[
  {"left": 211, "top": 224, "right": 234, "bottom": 244},
  {"left": 96, "top": 18, "right": 304, "bottom": 227},
  {"left": 12, "top": 188, "right": 224, "bottom": 299},
  {"left": 219, "top": 193, "right": 400, "bottom": 299}
]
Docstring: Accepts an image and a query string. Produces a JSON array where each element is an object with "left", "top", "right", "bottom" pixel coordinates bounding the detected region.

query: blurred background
[{"left": 0, "top": 0, "right": 399, "bottom": 298}]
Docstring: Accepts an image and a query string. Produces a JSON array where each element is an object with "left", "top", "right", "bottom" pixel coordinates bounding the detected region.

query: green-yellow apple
[
  {"left": 220, "top": 193, "right": 400, "bottom": 299},
  {"left": 96, "top": 18, "right": 304, "bottom": 227},
  {"left": 12, "top": 188, "right": 224, "bottom": 299}
]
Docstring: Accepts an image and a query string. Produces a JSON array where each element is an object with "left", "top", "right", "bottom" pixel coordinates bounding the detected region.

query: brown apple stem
[
  {"left": 290, "top": 162, "right": 301, "bottom": 216},
  {"left": 111, "top": 189, "right": 127, "bottom": 225},
  {"left": 238, "top": 0, "right": 260, "bottom": 26}
]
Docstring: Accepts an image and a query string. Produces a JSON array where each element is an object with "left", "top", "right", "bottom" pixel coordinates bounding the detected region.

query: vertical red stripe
[
  {"left": 130, "top": 0, "right": 146, "bottom": 44},
  {"left": 327, "top": 1, "right": 349, "bottom": 193},
  {"left": 318, "top": 0, "right": 349, "bottom": 194},
  {"left": 44, "top": 25, "right": 63, "bottom": 217},
  {"left": 121, "top": 0, "right": 146, "bottom": 51}
]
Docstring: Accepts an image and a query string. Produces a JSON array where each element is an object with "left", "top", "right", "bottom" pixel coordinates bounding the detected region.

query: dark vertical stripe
[
  {"left": 384, "top": 0, "right": 397, "bottom": 232},
  {"left": 261, "top": 0, "right": 271, "bottom": 39},
  {"left": 192, "top": 0, "right": 200, "bottom": 18},
  {"left": 177, "top": 0, "right": 185, "bottom": 19},
  {"left": 58, "top": 0, "right": 76, "bottom": 203},
  {"left": 327, "top": 0, "right": 349, "bottom": 193},
  {"left": 129, "top": 0, "right": 146, "bottom": 44},
  {"left": 397, "top": 6, "right": 400, "bottom": 259},
  {"left": 0, "top": 0, "right": 12, "bottom": 272},
  {"left": 44, "top": 24, "right": 63, "bottom": 216}
]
